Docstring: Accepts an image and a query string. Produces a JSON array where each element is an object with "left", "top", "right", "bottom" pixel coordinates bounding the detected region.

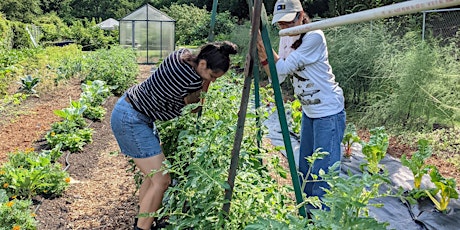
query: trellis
[{"left": 210, "top": 0, "right": 460, "bottom": 219}]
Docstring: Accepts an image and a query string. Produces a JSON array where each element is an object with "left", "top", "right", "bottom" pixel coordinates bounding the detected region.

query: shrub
[
  {"left": 0, "top": 13, "right": 13, "bottom": 49},
  {"left": 9, "top": 21, "right": 34, "bottom": 49},
  {"left": 34, "top": 13, "right": 70, "bottom": 43},
  {"left": 0, "top": 190, "right": 37, "bottom": 230},
  {"left": 162, "top": 3, "right": 237, "bottom": 46},
  {"left": 0, "top": 150, "right": 70, "bottom": 199},
  {"left": 83, "top": 46, "right": 138, "bottom": 96}
]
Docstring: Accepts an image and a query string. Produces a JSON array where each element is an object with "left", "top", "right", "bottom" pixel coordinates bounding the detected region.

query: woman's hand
[{"left": 184, "top": 90, "right": 201, "bottom": 105}]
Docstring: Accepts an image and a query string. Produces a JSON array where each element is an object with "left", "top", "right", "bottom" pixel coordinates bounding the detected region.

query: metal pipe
[{"left": 279, "top": 0, "right": 460, "bottom": 36}]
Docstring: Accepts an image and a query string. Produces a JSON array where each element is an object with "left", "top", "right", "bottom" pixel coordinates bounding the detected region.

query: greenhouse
[{"left": 119, "top": 4, "right": 175, "bottom": 64}]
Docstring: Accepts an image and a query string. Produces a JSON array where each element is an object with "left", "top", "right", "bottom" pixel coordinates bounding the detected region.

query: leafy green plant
[
  {"left": 1, "top": 93, "right": 28, "bottom": 105},
  {"left": 342, "top": 123, "right": 361, "bottom": 158},
  {"left": 151, "top": 73, "right": 295, "bottom": 228},
  {"left": 361, "top": 126, "right": 389, "bottom": 174},
  {"left": 79, "top": 80, "right": 113, "bottom": 121},
  {"left": 54, "top": 100, "right": 87, "bottom": 124},
  {"left": 0, "top": 150, "right": 70, "bottom": 199},
  {"left": 247, "top": 159, "right": 391, "bottom": 229},
  {"left": 17, "top": 75, "right": 40, "bottom": 95},
  {"left": 46, "top": 127, "right": 93, "bottom": 153},
  {"left": 82, "top": 46, "right": 137, "bottom": 96},
  {"left": 83, "top": 105, "right": 106, "bottom": 121},
  {"left": 80, "top": 80, "right": 112, "bottom": 106},
  {"left": 0, "top": 190, "right": 37, "bottom": 230},
  {"left": 401, "top": 139, "right": 432, "bottom": 189},
  {"left": 286, "top": 99, "right": 302, "bottom": 134},
  {"left": 425, "top": 166, "right": 459, "bottom": 212},
  {"left": 46, "top": 100, "right": 92, "bottom": 152}
]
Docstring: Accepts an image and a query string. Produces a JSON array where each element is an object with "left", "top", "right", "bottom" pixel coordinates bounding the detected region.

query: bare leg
[
  {"left": 139, "top": 176, "right": 152, "bottom": 206},
  {"left": 133, "top": 153, "right": 171, "bottom": 230}
]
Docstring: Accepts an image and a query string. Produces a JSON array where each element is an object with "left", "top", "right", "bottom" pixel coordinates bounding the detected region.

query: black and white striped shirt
[{"left": 126, "top": 49, "right": 202, "bottom": 121}]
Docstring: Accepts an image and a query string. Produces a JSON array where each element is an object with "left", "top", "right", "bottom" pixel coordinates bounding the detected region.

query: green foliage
[
  {"left": 1, "top": 93, "right": 28, "bottom": 107},
  {"left": 0, "top": 47, "right": 41, "bottom": 96},
  {"left": 0, "top": 0, "right": 42, "bottom": 23},
  {"left": 361, "top": 127, "right": 389, "bottom": 174},
  {"left": 83, "top": 46, "right": 138, "bottom": 96},
  {"left": 80, "top": 80, "right": 113, "bottom": 121},
  {"left": 17, "top": 75, "right": 40, "bottom": 95},
  {"left": 245, "top": 214, "right": 309, "bottom": 229},
  {"left": 9, "top": 21, "right": 34, "bottom": 49},
  {"left": 34, "top": 13, "right": 71, "bottom": 43},
  {"left": 68, "top": 0, "right": 143, "bottom": 22},
  {"left": 68, "top": 18, "right": 116, "bottom": 51},
  {"left": 46, "top": 128, "right": 93, "bottom": 153},
  {"left": 0, "top": 13, "right": 13, "bottom": 49},
  {"left": 0, "top": 190, "right": 37, "bottom": 230},
  {"left": 155, "top": 71, "right": 295, "bottom": 228},
  {"left": 342, "top": 123, "right": 361, "bottom": 158},
  {"left": 247, "top": 158, "right": 391, "bottom": 229},
  {"left": 425, "top": 166, "right": 459, "bottom": 212},
  {"left": 401, "top": 139, "right": 432, "bottom": 189},
  {"left": 0, "top": 150, "right": 70, "bottom": 199},
  {"left": 80, "top": 80, "right": 112, "bottom": 106},
  {"left": 162, "top": 3, "right": 237, "bottom": 46},
  {"left": 326, "top": 22, "right": 392, "bottom": 106},
  {"left": 286, "top": 99, "right": 302, "bottom": 134},
  {"left": 313, "top": 168, "right": 390, "bottom": 230},
  {"left": 46, "top": 101, "right": 93, "bottom": 152}
]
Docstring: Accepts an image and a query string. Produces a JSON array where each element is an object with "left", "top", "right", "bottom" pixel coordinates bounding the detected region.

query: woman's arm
[{"left": 184, "top": 79, "right": 211, "bottom": 113}]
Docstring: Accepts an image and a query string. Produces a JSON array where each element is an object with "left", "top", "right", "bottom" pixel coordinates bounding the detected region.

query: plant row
[{"left": 0, "top": 45, "right": 139, "bottom": 230}]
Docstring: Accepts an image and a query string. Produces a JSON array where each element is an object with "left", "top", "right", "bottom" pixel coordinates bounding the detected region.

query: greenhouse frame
[{"left": 119, "top": 4, "right": 175, "bottom": 64}]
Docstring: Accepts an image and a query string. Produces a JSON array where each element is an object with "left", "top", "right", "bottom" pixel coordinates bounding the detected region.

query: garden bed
[{"left": 0, "top": 65, "right": 459, "bottom": 229}]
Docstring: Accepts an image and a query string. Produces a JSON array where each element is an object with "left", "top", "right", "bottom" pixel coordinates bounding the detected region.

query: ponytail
[{"left": 291, "top": 13, "right": 310, "bottom": 50}]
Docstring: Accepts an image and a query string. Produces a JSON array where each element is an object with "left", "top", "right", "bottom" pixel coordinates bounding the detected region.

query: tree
[{"left": 0, "top": 0, "right": 42, "bottom": 23}]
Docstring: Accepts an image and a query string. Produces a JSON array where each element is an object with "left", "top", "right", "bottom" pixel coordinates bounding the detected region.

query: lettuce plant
[
  {"left": 425, "top": 166, "right": 459, "bottom": 212},
  {"left": 361, "top": 127, "right": 389, "bottom": 174},
  {"left": 401, "top": 139, "right": 432, "bottom": 189},
  {"left": 342, "top": 123, "right": 361, "bottom": 158}
]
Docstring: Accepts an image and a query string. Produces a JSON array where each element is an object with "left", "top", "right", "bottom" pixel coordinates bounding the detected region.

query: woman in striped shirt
[{"left": 110, "top": 41, "right": 237, "bottom": 230}]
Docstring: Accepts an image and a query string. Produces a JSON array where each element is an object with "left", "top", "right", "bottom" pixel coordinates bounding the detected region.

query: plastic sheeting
[{"left": 263, "top": 110, "right": 460, "bottom": 229}]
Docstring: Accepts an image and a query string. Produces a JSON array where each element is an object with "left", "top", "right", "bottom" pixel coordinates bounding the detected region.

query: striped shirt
[{"left": 126, "top": 49, "right": 203, "bottom": 121}]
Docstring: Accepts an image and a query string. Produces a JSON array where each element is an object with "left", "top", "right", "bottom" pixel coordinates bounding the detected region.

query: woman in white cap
[{"left": 257, "top": 0, "right": 346, "bottom": 212}]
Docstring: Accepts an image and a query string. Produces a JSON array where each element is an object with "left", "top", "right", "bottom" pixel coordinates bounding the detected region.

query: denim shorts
[{"left": 110, "top": 94, "right": 162, "bottom": 158}]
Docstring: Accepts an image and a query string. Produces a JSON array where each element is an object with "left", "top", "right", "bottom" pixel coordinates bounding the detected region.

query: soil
[{"left": 0, "top": 65, "right": 458, "bottom": 229}]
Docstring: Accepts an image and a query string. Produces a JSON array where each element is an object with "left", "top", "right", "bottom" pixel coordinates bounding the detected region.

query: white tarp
[
  {"left": 263, "top": 109, "right": 460, "bottom": 229},
  {"left": 97, "top": 18, "right": 119, "bottom": 30}
]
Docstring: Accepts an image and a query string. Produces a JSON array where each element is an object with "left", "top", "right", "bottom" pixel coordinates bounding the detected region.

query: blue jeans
[
  {"left": 110, "top": 94, "right": 162, "bottom": 158},
  {"left": 298, "top": 110, "right": 346, "bottom": 210}
]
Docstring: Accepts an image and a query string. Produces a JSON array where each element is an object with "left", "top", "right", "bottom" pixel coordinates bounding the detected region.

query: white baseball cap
[{"left": 272, "top": 0, "right": 303, "bottom": 25}]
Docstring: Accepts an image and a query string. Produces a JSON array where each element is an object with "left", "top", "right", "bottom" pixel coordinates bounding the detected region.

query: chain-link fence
[{"left": 422, "top": 8, "right": 460, "bottom": 43}]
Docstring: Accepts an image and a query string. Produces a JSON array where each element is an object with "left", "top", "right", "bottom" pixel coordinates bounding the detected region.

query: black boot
[
  {"left": 151, "top": 216, "right": 170, "bottom": 230},
  {"left": 133, "top": 218, "right": 148, "bottom": 230}
]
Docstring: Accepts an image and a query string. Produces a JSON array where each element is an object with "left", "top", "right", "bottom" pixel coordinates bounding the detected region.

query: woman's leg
[
  {"left": 298, "top": 113, "right": 314, "bottom": 192},
  {"left": 138, "top": 176, "right": 152, "bottom": 206},
  {"left": 134, "top": 153, "right": 171, "bottom": 230},
  {"left": 310, "top": 110, "right": 346, "bottom": 199}
]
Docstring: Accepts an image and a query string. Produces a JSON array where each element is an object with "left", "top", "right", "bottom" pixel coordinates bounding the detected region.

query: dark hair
[
  {"left": 183, "top": 41, "right": 238, "bottom": 73},
  {"left": 291, "top": 12, "right": 310, "bottom": 50}
]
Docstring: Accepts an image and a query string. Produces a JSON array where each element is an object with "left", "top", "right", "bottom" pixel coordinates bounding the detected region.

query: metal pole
[
  {"left": 279, "top": 0, "right": 460, "bottom": 36},
  {"left": 208, "top": 0, "right": 219, "bottom": 42},
  {"left": 422, "top": 11, "right": 426, "bottom": 40},
  {"left": 259, "top": 9, "right": 306, "bottom": 218},
  {"left": 223, "top": 0, "right": 262, "bottom": 215}
]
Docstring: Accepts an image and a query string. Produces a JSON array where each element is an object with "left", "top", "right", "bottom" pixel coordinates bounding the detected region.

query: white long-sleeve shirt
[{"left": 276, "top": 30, "right": 344, "bottom": 118}]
